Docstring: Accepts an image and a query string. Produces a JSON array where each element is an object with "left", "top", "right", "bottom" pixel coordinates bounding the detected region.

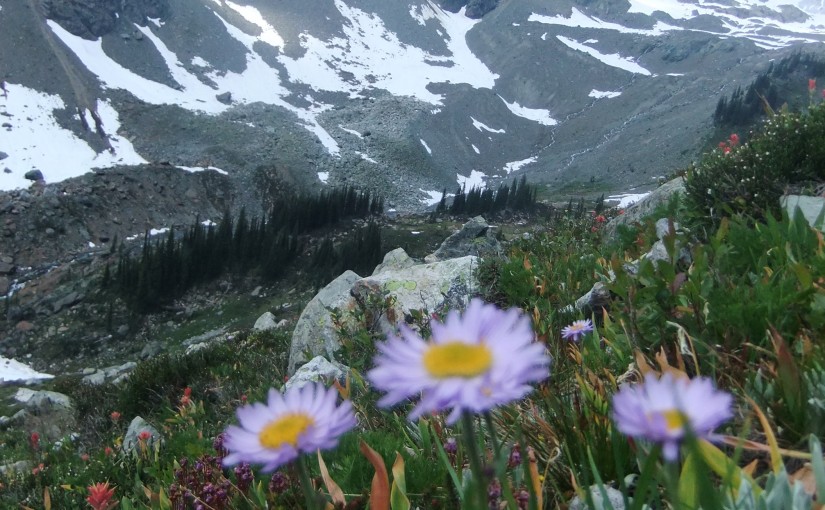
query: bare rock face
[
  {"left": 43, "top": 0, "right": 170, "bottom": 39},
  {"left": 437, "top": 0, "right": 499, "bottom": 18}
]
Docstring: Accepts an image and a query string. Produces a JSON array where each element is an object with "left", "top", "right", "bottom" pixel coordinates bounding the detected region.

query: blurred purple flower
[
  {"left": 612, "top": 373, "right": 733, "bottom": 461},
  {"left": 368, "top": 298, "right": 550, "bottom": 423},
  {"left": 222, "top": 383, "right": 356, "bottom": 472}
]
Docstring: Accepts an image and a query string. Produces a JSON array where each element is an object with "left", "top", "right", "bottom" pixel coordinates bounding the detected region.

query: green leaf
[
  {"left": 696, "top": 440, "right": 760, "bottom": 497},
  {"left": 677, "top": 452, "right": 700, "bottom": 510},
  {"left": 390, "top": 453, "right": 411, "bottom": 510}
]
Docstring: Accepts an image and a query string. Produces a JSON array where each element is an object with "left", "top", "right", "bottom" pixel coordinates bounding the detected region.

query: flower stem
[
  {"left": 461, "top": 411, "right": 488, "bottom": 510},
  {"left": 297, "top": 455, "right": 321, "bottom": 510}
]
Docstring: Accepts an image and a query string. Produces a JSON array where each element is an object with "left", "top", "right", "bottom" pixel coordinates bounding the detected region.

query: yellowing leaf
[
  {"left": 318, "top": 450, "right": 347, "bottom": 507},
  {"left": 390, "top": 452, "right": 410, "bottom": 510}
]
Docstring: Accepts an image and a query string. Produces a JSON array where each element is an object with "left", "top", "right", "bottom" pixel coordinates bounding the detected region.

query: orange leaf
[
  {"left": 523, "top": 257, "right": 532, "bottom": 271},
  {"left": 742, "top": 459, "right": 759, "bottom": 478},
  {"left": 527, "top": 447, "right": 543, "bottom": 509},
  {"left": 318, "top": 451, "right": 346, "bottom": 507},
  {"left": 360, "top": 440, "right": 389, "bottom": 510}
]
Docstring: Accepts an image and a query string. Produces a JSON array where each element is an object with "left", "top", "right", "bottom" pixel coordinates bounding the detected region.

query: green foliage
[{"left": 686, "top": 100, "right": 825, "bottom": 227}]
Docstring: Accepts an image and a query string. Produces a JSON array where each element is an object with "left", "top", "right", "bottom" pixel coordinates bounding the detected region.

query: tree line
[
  {"left": 107, "top": 186, "right": 383, "bottom": 312},
  {"left": 714, "top": 51, "right": 825, "bottom": 128},
  {"left": 434, "top": 175, "right": 538, "bottom": 217}
]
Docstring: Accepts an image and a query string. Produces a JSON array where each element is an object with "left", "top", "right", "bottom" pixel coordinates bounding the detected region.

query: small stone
[
  {"left": 253, "top": 311, "right": 278, "bottom": 331},
  {"left": 0, "top": 151, "right": 8, "bottom": 160},
  {"left": 15, "top": 321, "right": 34, "bottom": 332}
]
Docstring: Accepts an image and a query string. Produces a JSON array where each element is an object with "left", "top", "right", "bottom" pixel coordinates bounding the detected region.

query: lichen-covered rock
[
  {"left": 288, "top": 270, "right": 361, "bottom": 374},
  {"left": 372, "top": 247, "right": 416, "bottom": 275},
  {"left": 285, "top": 356, "right": 349, "bottom": 391},
  {"left": 352, "top": 255, "right": 479, "bottom": 326},
  {"left": 569, "top": 485, "right": 625, "bottom": 510}
]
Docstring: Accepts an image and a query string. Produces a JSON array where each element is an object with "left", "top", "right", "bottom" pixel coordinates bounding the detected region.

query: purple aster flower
[
  {"left": 222, "top": 382, "right": 356, "bottom": 472},
  {"left": 368, "top": 299, "right": 551, "bottom": 424},
  {"left": 612, "top": 373, "right": 733, "bottom": 461},
  {"left": 561, "top": 319, "right": 594, "bottom": 342}
]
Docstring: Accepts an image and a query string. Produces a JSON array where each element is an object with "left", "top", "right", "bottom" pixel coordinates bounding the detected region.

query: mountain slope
[{"left": 1, "top": 0, "right": 825, "bottom": 213}]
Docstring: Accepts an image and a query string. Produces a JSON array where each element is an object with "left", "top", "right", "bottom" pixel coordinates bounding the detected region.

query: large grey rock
[
  {"left": 575, "top": 282, "right": 612, "bottom": 317},
  {"left": 782, "top": 195, "right": 825, "bottom": 231},
  {"left": 605, "top": 177, "right": 685, "bottom": 238},
  {"left": 352, "top": 255, "right": 479, "bottom": 327},
  {"left": 569, "top": 485, "right": 625, "bottom": 510},
  {"left": 288, "top": 270, "right": 361, "bottom": 374},
  {"left": 122, "top": 416, "right": 162, "bottom": 453},
  {"left": 372, "top": 247, "right": 416, "bottom": 275},
  {"left": 285, "top": 356, "right": 350, "bottom": 391},
  {"left": 253, "top": 311, "right": 278, "bottom": 331},
  {"left": 81, "top": 361, "right": 137, "bottom": 385},
  {"left": 13, "top": 389, "right": 75, "bottom": 441},
  {"left": 425, "top": 216, "right": 501, "bottom": 263}
]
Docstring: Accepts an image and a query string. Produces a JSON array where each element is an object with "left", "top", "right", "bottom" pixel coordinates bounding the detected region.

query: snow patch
[
  {"left": 530, "top": 8, "right": 679, "bottom": 36},
  {"left": 177, "top": 165, "right": 229, "bottom": 175},
  {"left": 191, "top": 56, "right": 210, "bottom": 67},
  {"left": 471, "top": 144, "right": 480, "bottom": 154},
  {"left": 339, "top": 126, "right": 364, "bottom": 138},
  {"left": 276, "top": 1, "right": 497, "bottom": 105},
  {"left": 557, "top": 36, "right": 652, "bottom": 76},
  {"left": 0, "top": 83, "right": 146, "bottom": 191},
  {"left": 499, "top": 96, "right": 557, "bottom": 126},
  {"left": 589, "top": 89, "right": 622, "bottom": 99},
  {"left": 224, "top": 1, "right": 285, "bottom": 50},
  {"left": 420, "top": 139, "right": 432, "bottom": 155},
  {"left": 0, "top": 357, "right": 53, "bottom": 383},
  {"left": 607, "top": 192, "right": 650, "bottom": 208},
  {"left": 471, "top": 116, "right": 505, "bottom": 133},
  {"left": 420, "top": 189, "right": 445, "bottom": 206},
  {"left": 356, "top": 151, "right": 378, "bottom": 164},
  {"left": 317, "top": 172, "right": 330, "bottom": 184},
  {"left": 457, "top": 169, "right": 487, "bottom": 190},
  {"left": 503, "top": 156, "right": 537, "bottom": 174}
]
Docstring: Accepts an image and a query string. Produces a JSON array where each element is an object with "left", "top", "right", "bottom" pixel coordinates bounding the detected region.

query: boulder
[
  {"left": 216, "top": 92, "right": 233, "bottom": 105},
  {"left": 285, "top": 356, "right": 350, "bottom": 391},
  {"left": 13, "top": 389, "right": 75, "bottom": 441},
  {"left": 352, "top": 255, "right": 478, "bottom": 327},
  {"left": 122, "top": 416, "right": 162, "bottom": 453},
  {"left": 604, "top": 177, "right": 685, "bottom": 238},
  {"left": 569, "top": 485, "right": 625, "bottom": 510},
  {"left": 288, "top": 271, "right": 361, "bottom": 373},
  {"left": 372, "top": 247, "right": 416, "bottom": 275},
  {"left": 253, "top": 311, "right": 278, "bottom": 331},
  {"left": 782, "top": 195, "right": 825, "bottom": 231},
  {"left": 425, "top": 216, "right": 501, "bottom": 262},
  {"left": 575, "top": 282, "right": 612, "bottom": 317}
]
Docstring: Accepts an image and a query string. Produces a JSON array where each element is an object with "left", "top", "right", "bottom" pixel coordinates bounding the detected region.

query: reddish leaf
[{"left": 359, "top": 440, "right": 389, "bottom": 510}]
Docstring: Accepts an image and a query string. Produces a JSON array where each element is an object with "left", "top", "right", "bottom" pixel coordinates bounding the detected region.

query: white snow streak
[
  {"left": 498, "top": 96, "right": 557, "bottom": 126},
  {"left": 557, "top": 36, "right": 652, "bottom": 75},
  {"left": 471, "top": 116, "right": 506, "bottom": 133}
]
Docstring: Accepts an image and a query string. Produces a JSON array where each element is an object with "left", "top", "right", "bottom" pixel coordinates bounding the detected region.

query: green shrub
[{"left": 685, "top": 101, "right": 825, "bottom": 227}]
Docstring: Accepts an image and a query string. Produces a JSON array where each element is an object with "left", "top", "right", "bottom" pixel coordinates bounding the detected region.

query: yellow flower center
[
  {"left": 423, "top": 341, "right": 493, "bottom": 379},
  {"left": 258, "top": 413, "right": 314, "bottom": 449},
  {"left": 661, "top": 409, "right": 686, "bottom": 432}
]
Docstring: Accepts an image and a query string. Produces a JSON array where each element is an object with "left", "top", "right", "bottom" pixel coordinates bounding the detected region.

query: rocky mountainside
[{"left": 2, "top": 0, "right": 825, "bottom": 217}]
